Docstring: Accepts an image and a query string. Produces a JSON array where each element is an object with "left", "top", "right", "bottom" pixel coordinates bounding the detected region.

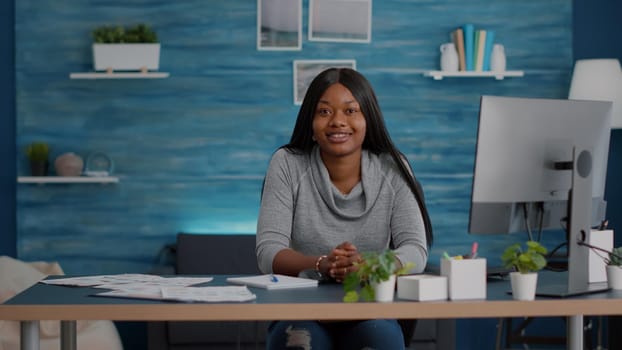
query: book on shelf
[
  {"left": 462, "top": 24, "right": 475, "bottom": 71},
  {"left": 452, "top": 28, "right": 466, "bottom": 71},
  {"left": 475, "top": 29, "right": 487, "bottom": 71},
  {"left": 482, "top": 30, "right": 495, "bottom": 71}
]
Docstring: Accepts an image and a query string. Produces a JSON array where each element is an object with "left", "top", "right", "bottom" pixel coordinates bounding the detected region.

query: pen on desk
[{"left": 270, "top": 274, "right": 279, "bottom": 282}]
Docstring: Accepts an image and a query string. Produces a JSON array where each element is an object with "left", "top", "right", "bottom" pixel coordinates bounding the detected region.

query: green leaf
[{"left": 343, "top": 291, "right": 359, "bottom": 303}]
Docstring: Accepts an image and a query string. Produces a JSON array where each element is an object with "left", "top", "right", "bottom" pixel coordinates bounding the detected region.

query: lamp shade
[{"left": 568, "top": 58, "right": 622, "bottom": 129}]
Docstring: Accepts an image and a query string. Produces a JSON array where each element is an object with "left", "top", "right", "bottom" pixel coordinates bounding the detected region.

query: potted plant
[
  {"left": 501, "top": 240, "right": 548, "bottom": 301},
  {"left": 92, "top": 23, "right": 160, "bottom": 73},
  {"left": 343, "top": 249, "right": 414, "bottom": 303},
  {"left": 605, "top": 247, "right": 622, "bottom": 290},
  {"left": 25, "top": 142, "right": 50, "bottom": 176}
]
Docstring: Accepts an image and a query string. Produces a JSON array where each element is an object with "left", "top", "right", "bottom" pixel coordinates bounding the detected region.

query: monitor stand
[
  {"left": 535, "top": 280, "right": 609, "bottom": 298},
  {"left": 535, "top": 147, "right": 611, "bottom": 298}
]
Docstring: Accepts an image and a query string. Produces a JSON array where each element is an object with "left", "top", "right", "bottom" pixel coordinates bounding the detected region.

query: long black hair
[{"left": 283, "top": 68, "right": 433, "bottom": 246}]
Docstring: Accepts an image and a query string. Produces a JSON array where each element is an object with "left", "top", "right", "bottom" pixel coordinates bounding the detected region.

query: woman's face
[{"left": 312, "top": 83, "right": 367, "bottom": 159}]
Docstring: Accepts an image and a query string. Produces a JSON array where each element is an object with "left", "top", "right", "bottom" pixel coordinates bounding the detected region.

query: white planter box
[
  {"left": 397, "top": 275, "right": 448, "bottom": 301},
  {"left": 92, "top": 43, "right": 160, "bottom": 72}
]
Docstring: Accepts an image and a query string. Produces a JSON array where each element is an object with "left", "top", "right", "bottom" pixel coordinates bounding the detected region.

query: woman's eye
[{"left": 317, "top": 109, "right": 331, "bottom": 116}]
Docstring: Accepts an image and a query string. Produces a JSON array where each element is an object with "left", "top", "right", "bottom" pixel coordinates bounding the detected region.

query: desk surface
[{"left": 2, "top": 273, "right": 622, "bottom": 322}]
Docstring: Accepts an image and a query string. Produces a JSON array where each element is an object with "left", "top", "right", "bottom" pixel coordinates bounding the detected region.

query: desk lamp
[{"left": 569, "top": 58, "right": 622, "bottom": 129}]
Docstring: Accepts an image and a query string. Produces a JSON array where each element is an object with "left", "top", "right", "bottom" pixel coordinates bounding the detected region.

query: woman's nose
[{"left": 329, "top": 111, "right": 347, "bottom": 126}]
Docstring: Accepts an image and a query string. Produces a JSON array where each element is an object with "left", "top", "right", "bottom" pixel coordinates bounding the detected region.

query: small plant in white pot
[
  {"left": 501, "top": 240, "right": 548, "bottom": 301},
  {"left": 605, "top": 247, "right": 622, "bottom": 290},
  {"left": 343, "top": 249, "right": 413, "bottom": 303},
  {"left": 92, "top": 24, "right": 160, "bottom": 73}
]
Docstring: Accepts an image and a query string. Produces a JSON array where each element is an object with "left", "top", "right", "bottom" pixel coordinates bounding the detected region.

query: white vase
[
  {"left": 372, "top": 275, "right": 396, "bottom": 302},
  {"left": 440, "top": 42, "right": 459, "bottom": 72},
  {"left": 606, "top": 265, "right": 622, "bottom": 290},
  {"left": 509, "top": 272, "right": 538, "bottom": 301},
  {"left": 54, "top": 152, "right": 84, "bottom": 177},
  {"left": 490, "top": 44, "right": 506, "bottom": 72}
]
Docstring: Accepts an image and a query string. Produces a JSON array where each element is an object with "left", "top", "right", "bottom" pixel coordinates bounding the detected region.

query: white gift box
[
  {"left": 397, "top": 274, "right": 448, "bottom": 301},
  {"left": 440, "top": 258, "right": 487, "bottom": 300}
]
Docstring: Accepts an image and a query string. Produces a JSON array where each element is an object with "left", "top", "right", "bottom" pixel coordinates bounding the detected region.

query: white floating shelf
[
  {"left": 18, "top": 176, "right": 120, "bottom": 184},
  {"left": 69, "top": 72, "right": 170, "bottom": 79},
  {"left": 423, "top": 70, "right": 524, "bottom": 80}
]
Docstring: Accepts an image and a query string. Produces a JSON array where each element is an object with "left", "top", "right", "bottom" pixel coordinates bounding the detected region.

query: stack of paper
[{"left": 226, "top": 274, "right": 318, "bottom": 290}]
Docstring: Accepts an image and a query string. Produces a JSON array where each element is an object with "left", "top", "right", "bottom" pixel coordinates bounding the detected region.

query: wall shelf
[
  {"left": 422, "top": 70, "right": 524, "bottom": 80},
  {"left": 69, "top": 72, "right": 170, "bottom": 79},
  {"left": 18, "top": 176, "right": 119, "bottom": 184}
]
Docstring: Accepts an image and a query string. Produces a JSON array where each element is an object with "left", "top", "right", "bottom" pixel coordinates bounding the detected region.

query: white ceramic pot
[
  {"left": 93, "top": 43, "right": 161, "bottom": 72},
  {"left": 509, "top": 271, "right": 538, "bottom": 301},
  {"left": 440, "top": 42, "right": 459, "bottom": 72},
  {"left": 606, "top": 265, "right": 622, "bottom": 290},
  {"left": 372, "top": 275, "right": 396, "bottom": 302}
]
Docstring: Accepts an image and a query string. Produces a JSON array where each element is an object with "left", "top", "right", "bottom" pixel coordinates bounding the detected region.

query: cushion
[{"left": 0, "top": 256, "right": 123, "bottom": 350}]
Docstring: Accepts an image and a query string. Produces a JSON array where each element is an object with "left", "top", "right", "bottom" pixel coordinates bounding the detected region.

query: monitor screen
[
  {"left": 469, "top": 95, "right": 611, "bottom": 235},
  {"left": 469, "top": 95, "right": 613, "bottom": 296}
]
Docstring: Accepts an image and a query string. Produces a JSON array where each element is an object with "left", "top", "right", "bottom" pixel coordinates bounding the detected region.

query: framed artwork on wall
[
  {"left": 309, "top": 0, "right": 372, "bottom": 43},
  {"left": 257, "top": 0, "right": 302, "bottom": 51},
  {"left": 293, "top": 59, "right": 357, "bottom": 105}
]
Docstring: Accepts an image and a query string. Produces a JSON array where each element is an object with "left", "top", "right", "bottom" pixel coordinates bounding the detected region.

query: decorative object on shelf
[
  {"left": 25, "top": 142, "right": 49, "bottom": 176},
  {"left": 92, "top": 24, "right": 160, "bottom": 73},
  {"left": 54, "top": 152, "right": 84, "bottom": 177},
  {"left": 490, "top": 44, "right": 507, "bottom": 72},
  {"left": 568, "top": 58, "right": 622, "bottom": 129},
  {"left": 84, "top": 152, "right": 113, "bottom": 177},
  {"left": 606, "top": 247, "right": 622, "bottom": 290},
  {"left": 440, "top": 42, "right": 459, "bottom": 72},
  {"left": 343, "top": 249, "right": 414, "bottom": 303},
  {"left": 501, "top": 241, "right": 548, "bottom": 301}
]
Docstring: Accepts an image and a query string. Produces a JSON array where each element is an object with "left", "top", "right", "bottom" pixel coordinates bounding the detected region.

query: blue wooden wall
[{"left": 16, "top": 0, "right": 573, "bottom": 275}]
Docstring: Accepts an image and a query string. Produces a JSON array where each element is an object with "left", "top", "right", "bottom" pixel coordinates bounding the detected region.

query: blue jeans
[{"left": 265, "top": 319, "right": 405, "bottom": 350}]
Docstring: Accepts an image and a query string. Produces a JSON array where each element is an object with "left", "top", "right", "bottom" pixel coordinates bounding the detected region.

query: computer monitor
[{"left": 469, "top": 95, "right": 613, "bottom": 297}]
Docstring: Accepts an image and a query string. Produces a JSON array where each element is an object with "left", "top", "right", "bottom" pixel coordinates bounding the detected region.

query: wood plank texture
[{"left": 15, "top": 0, "right": 573, "bottom": 275}]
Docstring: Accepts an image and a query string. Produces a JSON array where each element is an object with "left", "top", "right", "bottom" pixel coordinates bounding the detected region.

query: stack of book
[{"left": 451, "top": 24, "right": 496, "bottom": 72}]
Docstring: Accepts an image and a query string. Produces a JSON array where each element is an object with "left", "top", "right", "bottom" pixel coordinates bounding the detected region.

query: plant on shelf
[
  {"left": 92, "top": 24, "right": 158, "bottom": 43},
  {"left": 501, "top": 240, "right": 547, "bottom": 301},
  {"left": 91, "top": 24, "right": 161, "bottom": 73},
  {"left": 343, "top": 249, "right": 414, "bottom": 303},
  {"left": 25, "top": 142, "right": 50, "bottom": 176}
]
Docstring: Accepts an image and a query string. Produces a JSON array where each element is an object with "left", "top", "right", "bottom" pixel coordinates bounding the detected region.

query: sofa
[
  {"left": 147, "top": 233, "right": 454, "bottom": 350},
  {"left": 0, "top": 256, "right": 123, "bottom": 350}
]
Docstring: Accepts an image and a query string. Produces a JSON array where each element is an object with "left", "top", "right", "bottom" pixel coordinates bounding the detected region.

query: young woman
[{"left": 256, "top": 68, "right": 433, "bottom": 350}]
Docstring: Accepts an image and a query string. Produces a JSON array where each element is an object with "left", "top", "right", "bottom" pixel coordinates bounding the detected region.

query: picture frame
[
  {"left": 308, "top": 0, "right": 372, "bottom": 43},
  {"left": 293, "top": 59, "right": 357, "bottom": 105},
  {"left": 257, "top": 0, "right": 302, "bottom": 51}
]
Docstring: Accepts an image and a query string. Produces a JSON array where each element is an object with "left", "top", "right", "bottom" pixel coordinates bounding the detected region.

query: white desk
[{"left": 1, "top": 274, "right": 621, "bottom": 350}]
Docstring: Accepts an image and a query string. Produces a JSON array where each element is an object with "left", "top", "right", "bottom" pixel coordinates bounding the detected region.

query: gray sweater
[{"left": 256, "top": 146, "right": 428, "bottom": 274}]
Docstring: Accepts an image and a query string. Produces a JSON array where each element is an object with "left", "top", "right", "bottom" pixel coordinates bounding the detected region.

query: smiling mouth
[{"left": 326, "top": 132, "right": 352, "bottom": 142}]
